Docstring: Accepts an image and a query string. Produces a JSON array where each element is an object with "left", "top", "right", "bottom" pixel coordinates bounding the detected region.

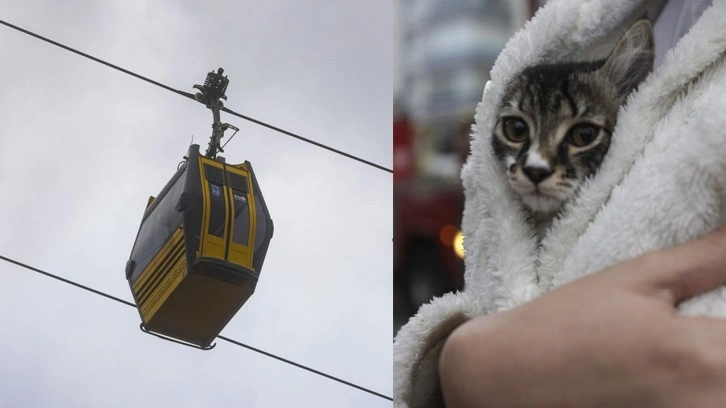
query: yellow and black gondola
[
  {"left": 125, "top": 68, "right": 273, "bottom": 349},
  {"left": 125, "top": 145, "right": 273, "bottom": 349}
]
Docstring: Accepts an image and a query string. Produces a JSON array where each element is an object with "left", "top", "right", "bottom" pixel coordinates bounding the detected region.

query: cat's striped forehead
[{"left": 501, "top": 61, "right": 619, "bottom": 133}]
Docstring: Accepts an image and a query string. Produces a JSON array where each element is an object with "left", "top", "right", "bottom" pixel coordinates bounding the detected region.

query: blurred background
[{"left": 393, "top": 0, "right": 543, "bottom": 335}]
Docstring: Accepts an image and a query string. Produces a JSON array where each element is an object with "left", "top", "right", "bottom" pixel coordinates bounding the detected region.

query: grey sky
[{"left": 0, "top": 1, "right": 392, "bottom": 407}]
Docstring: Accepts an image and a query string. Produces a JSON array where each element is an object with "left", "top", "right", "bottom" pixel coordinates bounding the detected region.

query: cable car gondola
[{"left": 125, "top": 68, "right": 273, "bottom": 349}]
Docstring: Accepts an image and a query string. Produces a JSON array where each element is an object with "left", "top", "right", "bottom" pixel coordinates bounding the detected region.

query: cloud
[{"left": 0, "top": 1, "right": 392, "bottom": 406}]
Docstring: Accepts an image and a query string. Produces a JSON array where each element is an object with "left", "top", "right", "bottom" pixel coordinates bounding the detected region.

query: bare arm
[{"left": 440, "top": 227, "right": 726, "bottom": 408}]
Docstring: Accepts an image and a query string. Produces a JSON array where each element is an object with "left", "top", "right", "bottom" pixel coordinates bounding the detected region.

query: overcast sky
[{"left": 0, "top": 1, "right": 392, "bottom": 407}]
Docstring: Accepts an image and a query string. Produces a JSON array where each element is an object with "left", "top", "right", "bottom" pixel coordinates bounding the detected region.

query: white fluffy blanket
[{"left": 393, "top": 0, "right": 726, "bottom": 406}]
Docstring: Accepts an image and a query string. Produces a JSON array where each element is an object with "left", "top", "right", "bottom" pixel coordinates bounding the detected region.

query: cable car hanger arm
[{"left": 192, "top": 67, "right": 237, "bottom": 159}]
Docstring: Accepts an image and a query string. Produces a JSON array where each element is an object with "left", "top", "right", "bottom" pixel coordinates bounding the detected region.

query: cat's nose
[{"left": 523, "top": 166, "right": 553, "bottom": 184}]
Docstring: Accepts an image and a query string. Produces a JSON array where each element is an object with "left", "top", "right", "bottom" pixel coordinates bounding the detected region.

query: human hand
[{"left": 439, "top": 227, "right": 726, "bottom": 408}]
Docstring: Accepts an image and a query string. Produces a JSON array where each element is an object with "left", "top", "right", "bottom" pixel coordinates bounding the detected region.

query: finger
[
  {"left": 634, "top": 226, "right": 726, "bottom": 305},
  {"left": 592, "top": 227, "right": 726, "bottom": 304}
]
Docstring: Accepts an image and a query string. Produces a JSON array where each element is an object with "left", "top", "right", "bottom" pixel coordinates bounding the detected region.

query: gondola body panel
[{"left": 126, "top": 144, "right": 273, "bottom": 348}]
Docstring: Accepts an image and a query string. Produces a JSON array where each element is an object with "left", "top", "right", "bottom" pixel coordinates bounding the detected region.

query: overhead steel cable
[
  {"left": 0, "top": 254, "right": 392, "bottom": 402},
  {"left": 219, "top": 106, "right": 392, "bottom": 172},
  {"left": 0, "top": 19, "right": 392, "bottom": 174},
  {"left": 0, "top": 254, "right": 136, "bottom": 308}
]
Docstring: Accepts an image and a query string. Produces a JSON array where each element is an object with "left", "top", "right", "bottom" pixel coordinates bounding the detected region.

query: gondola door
[
  {"left": 226, "top": 164, "right": 256, "bottom": 269},
  {"left": 197, "top": 156, "right": 258, "bottom": 273},
  {"left": 198, "top": 158, "right": 230, "bottom": 262}
]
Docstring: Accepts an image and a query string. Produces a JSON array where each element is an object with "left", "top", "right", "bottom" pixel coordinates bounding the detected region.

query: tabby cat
[{"left": 491, "top": 20, "right": 654, "bottom": 230}]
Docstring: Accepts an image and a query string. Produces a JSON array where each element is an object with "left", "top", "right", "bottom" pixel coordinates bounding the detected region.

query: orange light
[{"left": 439, "top": 225, "right": 458, "bottom": 247}]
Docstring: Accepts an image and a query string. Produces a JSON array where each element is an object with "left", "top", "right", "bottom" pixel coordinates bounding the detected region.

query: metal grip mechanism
[{"left": 193, "top": 68, "right": 238, "bottom": 159}]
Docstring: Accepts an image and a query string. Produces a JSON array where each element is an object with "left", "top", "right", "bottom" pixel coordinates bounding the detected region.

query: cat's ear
[{"left": 600, "top": 20, "right": 654, "bottom": 100}]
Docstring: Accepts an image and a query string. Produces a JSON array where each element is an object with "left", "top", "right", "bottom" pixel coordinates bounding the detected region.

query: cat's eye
[
  {"left": 567, "top": 124, "right": 600, "bottom": 147},
  {"left": 503, "top": 117, "right": 529, "bottom": 143}
]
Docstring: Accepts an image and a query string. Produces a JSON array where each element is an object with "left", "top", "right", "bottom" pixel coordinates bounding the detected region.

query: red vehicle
[{"left": 393, "top": 113, "right": 465, "bottom": 334}]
